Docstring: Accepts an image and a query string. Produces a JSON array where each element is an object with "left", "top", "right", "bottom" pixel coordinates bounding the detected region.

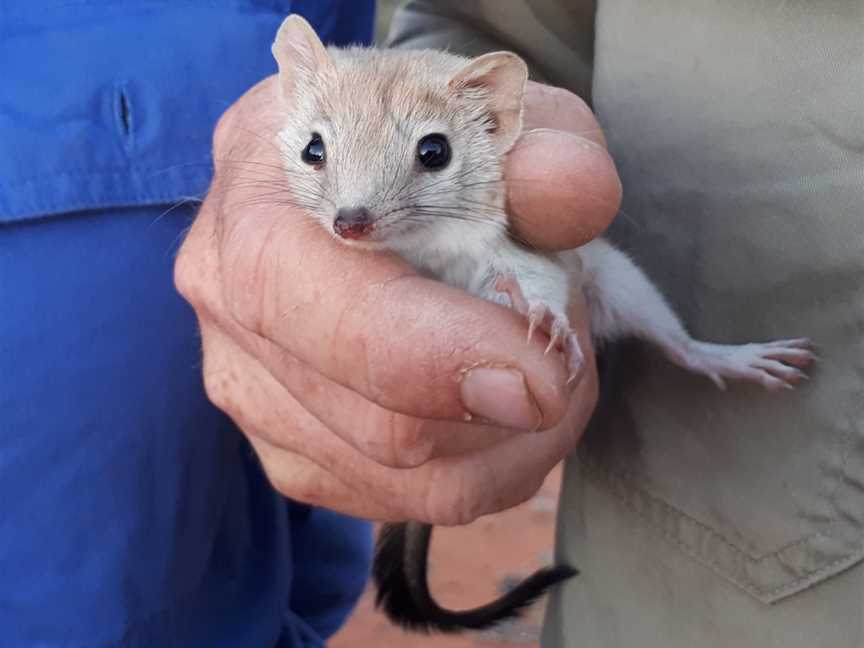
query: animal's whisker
[{"left": 149, "top": 196, "right": 204, "bottom": 228}]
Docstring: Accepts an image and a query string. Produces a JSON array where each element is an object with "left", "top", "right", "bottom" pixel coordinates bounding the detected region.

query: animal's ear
[
  {"left": 272, "top": 15, "right": 334, "bottom": 98},
  {"left": 449, "top": 52, "right": 529, "bottom": 154}
]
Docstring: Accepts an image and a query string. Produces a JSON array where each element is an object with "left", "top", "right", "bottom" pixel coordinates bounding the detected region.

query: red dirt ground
[{"left": 331, "top": 464, "right": 563, "bottom": 648}]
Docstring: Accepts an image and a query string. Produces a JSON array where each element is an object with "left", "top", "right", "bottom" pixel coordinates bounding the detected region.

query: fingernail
[{"left": 460, "top": 368, "right": 542, "bottom": 430}]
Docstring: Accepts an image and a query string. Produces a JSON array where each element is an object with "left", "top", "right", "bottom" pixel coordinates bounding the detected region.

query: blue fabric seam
[
  {"left": 0, "top": 161, "right": 215, "bottom": 189},
  {"left": 0, "top": 165, "right": 213, "bottom": 224}
]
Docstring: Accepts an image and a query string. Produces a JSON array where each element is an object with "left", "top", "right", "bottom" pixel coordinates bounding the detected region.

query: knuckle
[
  {"left": 536, "top": 83, "right": 578, "bottom": 108},
  {"left": 270, "top": 472, "right": 321, "bottom": 504},
  {"left": 422, "top": 465, "right": 484, "bottom": 526},
  {"left": 251, "top": 442, "right": 328, "bottom": 505},
  {"left": 211, "top": 104, "right": 239, "bottom": 158},
  {"left": 201, "top": 367, "right": 232, "bottom": 414},
  {"left": 540, "top": 84, "right": 591, "bottom": 116},
  {"left": 386, "top": 415, "right": 435, "bottom": 468},
  {"left": 559, "top": 87, "right": 592, "bottom": 115},
  {"left": 263, "top": 467, "right": 292, "bottom": 497},
  {"left": 173, "top": 210, "right": 221, "bottom": 315},
  {"left": 173, "top": 244, "right": 200, "bottom": 304},
  {"left": 514, "top": 475, "right": 546, "bottom": 509},
  {"left": 264, "top": 466, "right": 301, "bottom": 500},
  {"left": 199, "top": 345, "right": 241, "bottom": 417},
  {"left": 362, "top": 336, "right": 447, "bottom": 418},
  {"left": 354, "top": 409, "right": 435, "bottom": 469}
]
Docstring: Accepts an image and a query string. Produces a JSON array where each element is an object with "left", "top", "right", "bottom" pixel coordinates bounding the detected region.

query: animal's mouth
[
  {"left": 334, "top": 220, "right": 374, "bottom": 240},
  {"left": 333, "top": 207, "right": 377, "bottom": 241}
]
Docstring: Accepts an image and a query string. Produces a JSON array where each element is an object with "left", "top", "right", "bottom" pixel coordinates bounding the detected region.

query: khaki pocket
[{"left": 576, "top": 336, "right": 864, "bottom": 603}]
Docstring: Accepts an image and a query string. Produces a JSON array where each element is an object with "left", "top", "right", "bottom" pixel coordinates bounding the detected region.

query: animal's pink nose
[{"left": 334, "top": 207, "right": 375, "bottom": 240}]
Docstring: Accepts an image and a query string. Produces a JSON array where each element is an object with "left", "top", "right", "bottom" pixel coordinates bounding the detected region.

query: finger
[
  {"left": 257, "top": 382, "right": 590, "bottom": 526},
  {"left": 413, "top": 312, "right": 596, "bottom": 526},
  {"left": 505, "top": 129, "right": 621, "bottom": 250},
  {"left": 200, "top": 322, "right": 530, "bottom": 523},
  {"left": 504, "top": 82, "right": 622, "bottom": 251},
  {"left": 247, "top": 436, "right": 395, "bottom": 520},
  {"left": 205, "top": 314, "right": 522, "bottom": 467},
  {"left": 253, "top": 333, "right": 525, "bottom": 467},
  {"left": 381, "top": 369, "right": 596, "bottom": 525},
  {"left": 198, "top": 318, "right": 414, "bottom": 517},
  {"left": 203, "top": 316, "right": 596, "bottom": 525},
  {"left": 246, "top": 422, "right": 523, "bottom": 520},
  {"left": 178, "top": 210, "right": 537, "bottom": 468},
  {"left": 201, "top": 200, "right": 574, "bottom": 430},
  {"left": 521, "top": 81, "right": 607, "bottom": 146},
  {"left": 205, "top": 317, "right": 522, "bottom": 468}
]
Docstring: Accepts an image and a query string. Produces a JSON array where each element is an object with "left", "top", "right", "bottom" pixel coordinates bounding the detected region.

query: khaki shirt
[{"left": 389, "top": 2, "right": 864, "bottom": 646}]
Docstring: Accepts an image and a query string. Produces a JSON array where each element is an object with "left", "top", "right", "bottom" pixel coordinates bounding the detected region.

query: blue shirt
[{"left": 0, "top": 2, "right": 375, "bottom": 646}]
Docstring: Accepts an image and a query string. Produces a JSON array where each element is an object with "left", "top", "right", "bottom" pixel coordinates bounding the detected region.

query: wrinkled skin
[{"left": 174, "top": 77, "right": 621, "bottom": 524}]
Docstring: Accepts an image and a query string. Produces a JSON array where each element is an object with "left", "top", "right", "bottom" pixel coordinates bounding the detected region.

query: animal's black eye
[
  {"left": 302, "top": 133, "right": 325, "bottom": 166},
  {"left": 417, "top": 133, "right": 451, "bottom": 170}
]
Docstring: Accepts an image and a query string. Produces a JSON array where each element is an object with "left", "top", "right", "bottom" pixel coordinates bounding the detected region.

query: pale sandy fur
[
  {"left": 272, "top": 15, "right": 817, "bottom": 391},
  {"left": 265, "top": 13, "right": 818, "bottom": 637}
]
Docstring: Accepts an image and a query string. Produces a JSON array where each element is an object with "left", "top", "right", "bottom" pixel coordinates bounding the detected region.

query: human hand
[
  {"left": 507, "top": 81, "right": 620, "bottom": 248},
  {"left": 174, "top": 77, "right": 620, "bottom": 524}
]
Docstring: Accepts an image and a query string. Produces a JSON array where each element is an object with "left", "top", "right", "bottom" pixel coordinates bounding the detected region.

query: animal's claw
[
  {"left": 708, "top": 372, "right": 727, "bottom": 391},
  {"left": 565, "top": 333, "right": 585, "bottom": 385},
  {"left": 494, "top": 273, "right": 583, "bottom": 384},
  {"left": 527, "top": 304, "right": 547, "bottom": 344},
  {"left": 547, "top": 318, "right": 568, "bottom": 355}
]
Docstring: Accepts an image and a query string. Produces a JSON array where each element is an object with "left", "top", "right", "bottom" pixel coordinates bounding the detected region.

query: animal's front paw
[
  {"left": 494, "top": 275, "right": 584, "bottom": 384},
  {"left": 686, "top": 338, "right": 817, "bottom": 391}
]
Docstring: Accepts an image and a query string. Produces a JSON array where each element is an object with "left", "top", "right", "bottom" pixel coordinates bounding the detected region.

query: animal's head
[{"left": 271, "top": 14, "right": 528, "bottom": 251}]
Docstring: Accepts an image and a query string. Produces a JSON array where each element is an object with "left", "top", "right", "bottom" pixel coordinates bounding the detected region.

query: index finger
[{"left": 186, "top": 199, "right": 574, "bottom": 432}]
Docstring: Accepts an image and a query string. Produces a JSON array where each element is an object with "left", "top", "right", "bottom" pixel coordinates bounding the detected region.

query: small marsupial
[{"left": 266, "top": 15, "right": 816, "bottom": 635}]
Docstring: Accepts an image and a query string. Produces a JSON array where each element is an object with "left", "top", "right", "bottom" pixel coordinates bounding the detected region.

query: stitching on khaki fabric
[
  {"left": 580, "top": 414, "right": 858, "bottom": 563},
  {"left": 581, "top": 459, "right": 864, "bottom": 599},
  {"left": 579, "top": 409, "right": 864, "bottom": 599}
]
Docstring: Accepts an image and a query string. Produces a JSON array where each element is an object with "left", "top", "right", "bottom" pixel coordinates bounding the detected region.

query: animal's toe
[
  {"left": 565, "top": 334, "right": 585, "bottom": 385},
  {"left": 753, "top": 359, "right": 808, "bottom": 384},
  {"left": 495, "top": 275, "right": 530, "bottom": 314},
  {"left": 546, "top": 318, "right": 568, "bottom": 355},
  {"left": 753, "top": 369, "right": 793, "bottom": 392},
  {"left": 526, "top": 304, "right": 548, "bottom": 343},
  {"left": 763, "top": 347, "right": 818, "bottom": 368},
  {"left": 765, "top": 338, "right": 813, "bottom": 350}
]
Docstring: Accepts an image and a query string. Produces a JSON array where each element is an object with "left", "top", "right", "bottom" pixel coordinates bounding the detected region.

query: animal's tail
[{"left": 373, "top": 521, "right": 577, "bottom": 634}]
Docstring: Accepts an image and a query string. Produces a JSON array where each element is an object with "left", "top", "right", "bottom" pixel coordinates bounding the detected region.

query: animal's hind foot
[{"left": 683, "top": 338, "right": 817, "bottom": 391}]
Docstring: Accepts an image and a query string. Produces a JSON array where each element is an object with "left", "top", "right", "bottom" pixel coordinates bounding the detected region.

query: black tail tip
[
  {"left": 373, "top": 522, "right": 579, "bottom": 635},
  {"left": 551, "top": 564, "right": 580, "bottom": 581}
]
